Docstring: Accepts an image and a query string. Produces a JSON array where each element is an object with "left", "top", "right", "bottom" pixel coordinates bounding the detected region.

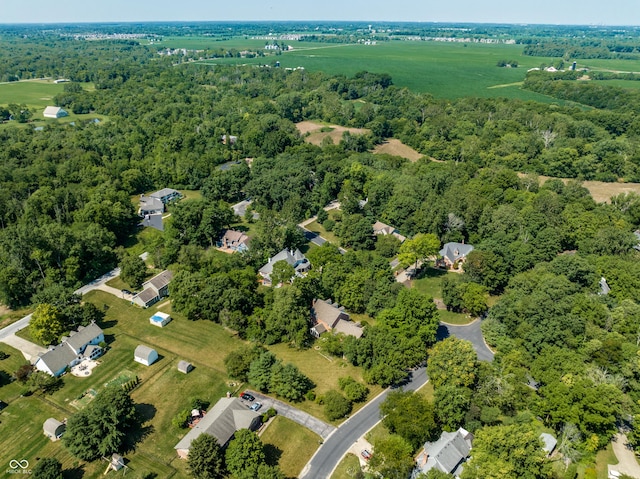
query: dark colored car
[
  {"left": 121, "top": 289, "right": 133, "bottom": 295},
  {"left": 240, "top": 392, "right": 255, "bottom": 402}
]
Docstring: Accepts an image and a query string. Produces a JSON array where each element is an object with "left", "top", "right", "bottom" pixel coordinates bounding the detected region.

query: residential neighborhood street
[
  {"left": 438, "top": 319, "right": 494, "bottom": 362},
  {"left": 246, "top": 390, "right": 337, "bottom": 439},
  {"left": 299, "top": 367, "right": 428, "bottom": 479}
]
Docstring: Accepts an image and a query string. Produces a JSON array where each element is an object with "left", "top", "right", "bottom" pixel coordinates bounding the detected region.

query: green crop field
[{"left": 0, "top": 79, "right": 64, "bottom": 108}]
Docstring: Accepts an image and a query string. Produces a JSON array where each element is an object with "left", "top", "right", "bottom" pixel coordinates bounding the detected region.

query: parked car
[
  {"left": 121, "top": 289, "right": 133, "bottom": 295},
  {"left": 240, "top": 392, "right": 255, "bottom": 402},
  {"left": 249, "top": 402, "right": 262, "bottom": 411},
  {"left": 361, "top": 449, "right": 372, "bottom": 461}
]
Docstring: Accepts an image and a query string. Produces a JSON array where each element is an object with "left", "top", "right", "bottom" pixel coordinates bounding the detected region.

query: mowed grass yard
[
  {"left": 261, "top": 416, "right": 321, "bottom": 478},
  {"left": 411, "top": 268, "right": 474, "bottom": 325}
]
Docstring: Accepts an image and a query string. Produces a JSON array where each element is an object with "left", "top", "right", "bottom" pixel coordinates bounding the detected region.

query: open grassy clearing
[
  {"left": 0, "top": 79, "right": 65, "bottom": 108},
  {"left": 260, "top": 416, "right": 321, "bottom": 478},
  {"left": 305, "top": 219, "right": 341, "bottom": 245},
  {"left": 331, "top": 453, "right": 362, "bottom": 479},
  {"left": 518, "top": 173, "right": 640, "bottom": 203},
  {"left": 373, "top": 139, "right": 423, "bottom": 162},
  {"left": 0, "top": 343, "right": 30, "bottom": 401},
  {"left": 296, "top": 120, "right": 370, "bottom": 146},
  {"left": 411, "top": 268, "right": 476, "bottom": 325}
]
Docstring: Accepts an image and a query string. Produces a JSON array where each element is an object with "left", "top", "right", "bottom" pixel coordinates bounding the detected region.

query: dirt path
[{"left": 610, "top": 433, "right": 640, "bottom": 479}]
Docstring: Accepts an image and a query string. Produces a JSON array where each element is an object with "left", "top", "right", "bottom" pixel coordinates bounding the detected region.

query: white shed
[
  {"left": 134, "top": 345, "right": 158, "bottom": 366},
  {"left": 43, "top": 106, "right": 68, "bottom": 119},
  {"left": 150, "top": 312, "right": 171, "bottom": 327},
  {"left": 177, "top": 360, "right": 193, "bottom": 374},
  {"left": 43, "top": 418, "right": 65, "bottom": 441}
]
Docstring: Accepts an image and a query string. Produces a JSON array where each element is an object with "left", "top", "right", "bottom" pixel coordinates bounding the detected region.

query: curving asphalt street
[
  {"left": 299, "top": 367, "right": 428, "bottom": 479},
  {"left": 438, "top": 319, "right": 494, "bottom": 362}
]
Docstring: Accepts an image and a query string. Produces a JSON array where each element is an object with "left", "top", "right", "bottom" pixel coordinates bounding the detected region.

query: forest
[{"left": 1, "top": 23, "right": 640, "bottom": 479}]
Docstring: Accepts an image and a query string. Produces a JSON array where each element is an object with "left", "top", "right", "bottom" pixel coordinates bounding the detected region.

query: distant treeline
[{"left": 523, "top": 40, "right": 640, "bottom": 59}]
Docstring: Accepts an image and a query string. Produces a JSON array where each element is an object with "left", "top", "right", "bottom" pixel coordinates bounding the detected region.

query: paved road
[
  {"left": 245, "top": 390, "right": 336, "bottom": 439},
  {"left": 0, "top": 252, "right": 148, "bottom": 352},
  {"left": 437, "top": 319, "right": 494, "bottom": 362},
  {"left": 299, "top": 367, "right": 428, "bottom": 479}
]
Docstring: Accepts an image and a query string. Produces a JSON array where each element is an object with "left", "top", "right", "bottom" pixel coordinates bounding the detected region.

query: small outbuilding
[
  {"left": 43, "top": 106, "right": 68, "bottom": 119},
  {"left": 540, "top": 432, "right": 557, "bottom": 457},
  {"left": 43, "top": 418, "right": 65, "bottom": 441},
  {"left": 109, "top": 453, "right": 125, "bottom": 471},
  {"left": 134, "top": 345, "right": 158, "bottom": 366},
  {"left": 178, "top": 360, "right": 193, "bottom": 374},
  {"left": 150, "top": 312, "right": 171, "bottom": 327}
]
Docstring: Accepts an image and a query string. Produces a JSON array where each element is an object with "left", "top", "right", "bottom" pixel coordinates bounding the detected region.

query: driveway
[
  {"left": 437, "top": 319, "right": 494, "bottom": 362},
  {"left": 0, "top": 334, "right": 46, "bottom": 361},
  {"left": 610, "top": 433, "right": 640, "bottom": 479},
  {"left": 299, "top": 367, "right": 429, "bottom": 479},
  {"left": 244, "top": 390, "right": 336, "bottom": 439}
]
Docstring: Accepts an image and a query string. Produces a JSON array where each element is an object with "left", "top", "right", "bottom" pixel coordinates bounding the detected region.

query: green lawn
[
  {"left": 411, "top": 268, "right": 449, "bottom": 298},
  {"left": 331, "top": 453, "right": 362, "bottom": 479},
  {"left": 365, "top": 421, "right": 392, "bottom": 446},
  {"left": 266, "top": 342, "right": 383, "bottom": 422},
  {"left": 0, "top": 79, "right": 65, "bottom": 108},
  {"left": 305, "top": 220, "right": 341, "bottom": 246},
  {"left": 261, "top": 416, "right": 321, "bottom": 478}
]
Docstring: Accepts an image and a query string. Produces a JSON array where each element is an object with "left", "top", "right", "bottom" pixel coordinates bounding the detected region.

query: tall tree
[
  {"left": 225, "top": 430, "right": 266, "bottom": 479},
  {"left": 398, "top": 233, "right": 441, "bottom": 270},
  {"left": 427, "top": 337, "right": 478, "bottom": 389},
  {"left": 29, "top": 304, "right": 64, "bottom": 346},
  {"left": 188, "top": 434, "right": 226, "bottom": 479}
]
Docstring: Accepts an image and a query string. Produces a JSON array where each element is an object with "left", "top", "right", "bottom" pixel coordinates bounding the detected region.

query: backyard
[{"left": 411, "top": 268, "right": 475, "bottom": 325}]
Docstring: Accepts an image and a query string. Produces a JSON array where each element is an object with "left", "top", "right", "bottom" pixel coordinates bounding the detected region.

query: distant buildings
[
  {"left": 132, "top": 270, "right": 173, "bottom": 308},
  {"left": 438, "top": 242, "right": 474, "bottom": 270},
  {"left": 138, "top": 188, "right": 182, "bottom": 216},
  {"left": 217, "top": 229, "right": 250, "bottom": 253},
  {"left": 372, "top": 221, "right": 406, "bottom": 243},
  {"left": 258, "top": 248, "right": 310, "bottom": 286},
  {"left": 310, "top": 298, "right": 363, "bottom": 339}
]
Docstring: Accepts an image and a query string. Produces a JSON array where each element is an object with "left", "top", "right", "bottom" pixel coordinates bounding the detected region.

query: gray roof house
[
  {"left": 413, "top": 428, "right": 473, "bottom": 478},
  {"left": 175, "top": 397, "right": 261, "bottom": 458},
  {"left": 439, "top": 242, "right": 474, "bottom": 269},
  {"left": 132, "top": 270, "right": 173, "bottom": 308},
  {"left": 34, "top": 323, "right": 104, "bottom": 377},
  {"left": 258, "top": 249, "right": 310, "bottom": 286},
  {"left": 138, "top": 195, "right": 164, "bottom": 216},
  {"left": 150, "top": 188, "right": 182, "bottom": 204},
  {"left": 310, "top": 298, "right": 363, "bottom": 339},
  {"left": 43, "top": 418, "right": 66, "bottom": 441}
]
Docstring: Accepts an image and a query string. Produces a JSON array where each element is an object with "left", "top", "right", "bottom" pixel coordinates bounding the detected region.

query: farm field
[
  {"left": 0, "top": 79, "right": 65, "bottom": 108},
  {"left": 192, "top": 38, "right": 576, "bottom": 100}
]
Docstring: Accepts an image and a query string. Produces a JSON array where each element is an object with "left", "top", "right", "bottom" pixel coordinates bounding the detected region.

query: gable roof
[
  {"left": 221, "top": 229, "right": 250, "bottom": 247},
  {"left": 333, "top": 319, "right": 364, "bottom": 338},
  {"left": 134, "top": 345, "right": 156, "bottom": 360},
  {"left": 150, "top": 188, "right": 180, "bottom": 200},
  {"left": 417, "top": 428, "right": 473, "bottom": 475},
  {"left": 372, "top": 221, "right": 406, "bottom": 242},
  {"left": 43, "top": 106, "right": 66, "bottom": 116},
  {"left": 147, "top": 270, "right": 173, "bottom": 291},
  {"left": 439, "top": 242, "right": 474, "bottom": 264},
  {"left": 37, "top": 344, "right": 76, "bottom": 375},
  {"left": 134, "top": 288, "right": 158, "bottom": 305},
  {"left": 66, "top": 323, "right": 103, "bottom": 352},
  {"left": 312, "top": 299, "right": 346, "bottom": 329},
  {"left": 540, "top": 433, "right": 557, "bottom": 454},
  {"left": 139, "top": 196, "right": 164, "bottom": 212},
  {"left": 174, "top": 397, "right": 260, "bottom": 451},
  {"left": 259, "top": 249, "right": 309, "bottom": 276}
]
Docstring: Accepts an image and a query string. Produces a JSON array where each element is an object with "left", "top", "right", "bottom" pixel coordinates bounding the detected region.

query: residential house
[
  {"left": 43, "top": 106, "right": 68, "bottom": 119},
  {"left": 258, "top": 249, "right": 310, "bottom": 286},
  {"left": 34, "top": 323, "right": 104, "bottom": 377},
  {"left": 150, "top": 188, "right": 182, "bottom": 205},
  {"left": 175, "top": 397, "right": 261, "bottom": 458},
  {"left": 221, "top": 134, "right": 238, "bottom": 145},
  {"left": 372, "top": 221, "right": 406, "bottom": 243},
  {"left": 138, "top": 195, "right": 164, "bottom": 216},
  {"left": 217, "top": 229, "right": 250, "bottom": 253},
  {"left": 132, "top": 270, "right": 173, "bottom": 308},
  {"left": 43, "top": 418, "right": 66, "bottom": 441},
  {"left": 438, "top": 242, "right": 474, "bottom": 270},
  {"left": 310, "top": 298, "right": 363, "bottom": 339},
  {"left": 413, "top": 428, "right": 473, "bottom": 478},
  {"left": 134, "top": 345, "right": 158, "bottom": 366}
]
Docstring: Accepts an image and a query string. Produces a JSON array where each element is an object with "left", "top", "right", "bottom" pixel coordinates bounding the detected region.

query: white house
[
  {"left": 34, "top": 323, "right": 104, "bottom": 377},
  {"left": 134, "top": 345, "right": 158, "bottom": 366},
  {"left": 150, "top": 312, "right": 171, "bottom": 327},
  {"left": 43, "top": 106, "right": 68, "bottom": 119}
]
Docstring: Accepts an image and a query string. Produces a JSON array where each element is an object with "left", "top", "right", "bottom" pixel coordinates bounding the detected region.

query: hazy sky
[{"left": 2, "top": 0, "right": 639, "bottom": 25}]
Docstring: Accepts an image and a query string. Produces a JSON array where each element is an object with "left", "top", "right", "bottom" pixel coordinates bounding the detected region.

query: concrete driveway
[
  {"left": 1, "top": 334, "right": 46, "bottom": 361},
  {"left": 245, "top": 390, "right": 336, "bottom": 439},
  {"left": 437, "top": 319, "right": 494, "bottom": 362}
]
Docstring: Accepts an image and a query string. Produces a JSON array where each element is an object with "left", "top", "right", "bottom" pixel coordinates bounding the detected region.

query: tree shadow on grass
[
  {"left": 415, "top": 266, "right": 447, "bottom": 280},
  {"left": 263, "top": 443, "right": 283, "bottom": 467},
  {"left": 122, "top": 403, "right": 156, "bottom": 452},
  {"left": 62, "top": 464, "right": 85, "bottom": 479}
]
